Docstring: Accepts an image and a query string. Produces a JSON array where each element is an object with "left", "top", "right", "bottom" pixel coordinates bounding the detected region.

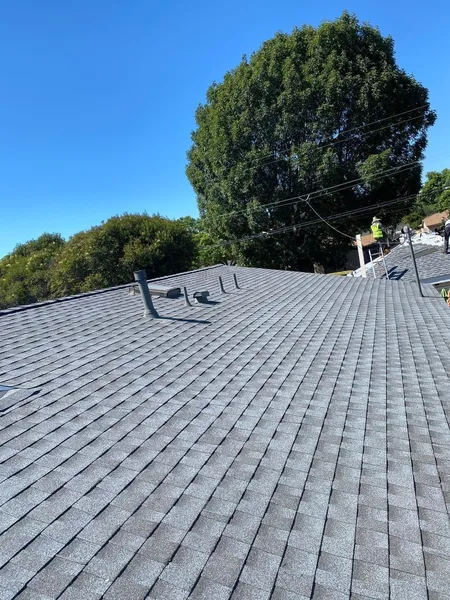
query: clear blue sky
[{"left": 0, "top": 0, "right": 449, "bottom": 257}]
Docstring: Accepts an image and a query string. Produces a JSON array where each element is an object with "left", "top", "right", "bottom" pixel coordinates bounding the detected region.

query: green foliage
[
  {"left": 401, "top": 210, "right": 424, "bottom": 230},
  {"left": 176, "top": 216, "right": 201, "bottom": 234},
  {"left": 419, "top": 169, "right": 450, "bottom": 212},
  {"left": 187, "top": 12, "right": 435, "bottom": 271},
  {"left": 194, "top": 230, "right": 231, "bottom": 267},
  {"left": 50, "top": 214, "right": 197, "bottom": 297},
  {"left": 176, "top": 217, "right": 231, "bottom": 266},
  {"left": 0, "top": 215, "right": 198, "bottom": 309},
  {"left": 400, "top": 168, "right": 450, "bottom": 228},
  {"left": 0, "top": 233, "right": 65, "bottom": 309}
]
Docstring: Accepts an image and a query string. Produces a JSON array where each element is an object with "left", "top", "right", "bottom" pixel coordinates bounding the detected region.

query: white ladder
[{"left": 368, "top": 246, "right": 390, "bottom": 280}]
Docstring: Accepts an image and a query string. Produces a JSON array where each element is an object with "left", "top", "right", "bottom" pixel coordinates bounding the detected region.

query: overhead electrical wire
[
  {"left": 206, "top": 198, "right": 408, "bottom": 248},
  {"left": 197, "top": 103, "right": 434, "bottom": 248},
  {"left": 237, "top": 112, "right": 426, "bottom": 174},
  {"left": 205, "top": 184, "right": 449, "bottom": 249},
  {"left": 198, "top": 106, "right": 430, "bottom": 228},
  {"left": 202, "top": 160, "right": 420, "bottom": 223},
  {"left": 304, "top": 197, "right": 355, "bottom": 240},
  {"left": 238, "top": 104, "right": 428, "bottom": 168}
]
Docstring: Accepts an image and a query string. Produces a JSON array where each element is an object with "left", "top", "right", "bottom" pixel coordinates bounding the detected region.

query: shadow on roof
[
  {"left": 385, "top": 266, "right": 409, "bottom": 280},
  {"left": 157, "top": 316, "right": 211, "bottom": 325}
]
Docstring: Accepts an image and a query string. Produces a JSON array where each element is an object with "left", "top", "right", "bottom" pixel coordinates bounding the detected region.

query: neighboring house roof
[
  {"left": 354, "top": 232, "right": 400, "bottom": 249},
  {"left": 353, "top": 233, "right": 375, "bottom": 247},
  {"left": 1, "top": 265, "right": 450, "bottom": 599},
  {"left": 371, "top": 241, "right": 450, "bottom": 283},
  {"left": 423, "top": 211, "right": 448, "bottom": 230}
]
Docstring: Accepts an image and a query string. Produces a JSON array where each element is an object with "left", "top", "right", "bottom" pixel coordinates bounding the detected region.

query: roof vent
[
  {"left": 133, "top": 270, "right": 159, "bottom": 318},
  {"left": 183, "top": 287, "right": 192, "bottom": 307},
  {"left": 129, "top": 283, "right": 180, "bottom": 298},
  {"left": 148, "top": 284, "right": 180, "bottom": 298},
  {"left": 193, "top": 291, "right": 210, "bottom": 304}
]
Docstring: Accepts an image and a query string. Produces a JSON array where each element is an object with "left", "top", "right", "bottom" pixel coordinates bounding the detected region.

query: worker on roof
[
  {"left": 442, "top": 216, "right": 450, "bottom": 254},
  {"left": 371, "top": 216, "right": 384, "bottom": 243}
]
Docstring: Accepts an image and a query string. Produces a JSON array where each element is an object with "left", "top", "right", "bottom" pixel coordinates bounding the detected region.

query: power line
[
  {"left": 196, "top": 106, "right": 430, "bottom": 233},
  {"left": 304, "top": 197, "right": 355, "bottom": 240},
  {"left": 316, "top": 104, "right": 427, "bottom": 140},
  {"left": 208, "top": 188, "right": 445, "bottom": 249},
  {"left": 233, "top": 105, "right": 428, "bottom": 168},
  {"left": 238, "top": 111, "right": 426, "bottom": 174},
  {"left": 203, "top": 162, "right": 419, "bottom": 224},
  {"left": 275, "top": 162, "right": 417, "bottom": 205},
  {"left": 210, "top": 105, "right": 428, "bottom": 179},
  {"left": 202, "top": 160, "right": 420, "bottom": 223},
  {"left": 206, "top": 184, "right": 449, "bottom": 249},
  {"left": 207, "top": 197, "right": 410, "bottom": 248}
]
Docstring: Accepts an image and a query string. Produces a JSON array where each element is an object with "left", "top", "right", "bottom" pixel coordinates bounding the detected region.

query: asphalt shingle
[
  {"left": 0, "top": 265, "right": 450, "bottom": 598},
  {"left": 371, "top": 241, "right": 450, "bottom": 282}
]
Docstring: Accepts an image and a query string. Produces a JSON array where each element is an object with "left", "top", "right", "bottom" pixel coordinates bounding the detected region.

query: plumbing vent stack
[
  {"left": 233, "top": 273, "right": 240, "bottom": 289},
  {"left": 183, "top": 287, "right": 192, "bottom": 307},
  {"left": 133, "top": 270, "right": 159, "bottom": 318},
  {"left": 218, "top": 276, "right": 226, "bottom": 294}
]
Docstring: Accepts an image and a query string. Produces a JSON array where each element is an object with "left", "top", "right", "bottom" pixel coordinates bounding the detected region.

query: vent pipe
[
  {"left": 218, "top": 276, "right": 226, "bottom": 294},
  {"left": 183, "top": 287, "right": 192, "bottom": 307},
  {"left": 233, "top": 273, "right": 240, "bottom": 289},
  {"left": 133, "top": 271, "right": 159, "bottom": 318}
]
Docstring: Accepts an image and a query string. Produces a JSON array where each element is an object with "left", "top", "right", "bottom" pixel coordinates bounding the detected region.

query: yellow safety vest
[{"left": 371, "top": 223, "right": 383, "bottom": 240}]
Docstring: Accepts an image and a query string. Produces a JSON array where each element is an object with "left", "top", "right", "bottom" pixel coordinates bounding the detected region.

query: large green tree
[
  {"left": 187, "top": 12, "right": 435, "bottom": 271},
  {"left": 0, "top": 215, "right": 198, "bottom": 309},
  {"left": 50, "top": 213, "right": 197, "bottom": 297},
  {"left": 421, "top": 169, "right": 450, "bottom": 212},
  {"left": 176, "top": 216, "right": 233, "bottom": 267},
  {"left": 402, "top": 169, "right": 450, "bottom": 228},
  {"left": 0, "top": 233, "right": 65, "bottom": 309},
  {"left": 401, "top": 168, "right": 450, "bottom": 228}
]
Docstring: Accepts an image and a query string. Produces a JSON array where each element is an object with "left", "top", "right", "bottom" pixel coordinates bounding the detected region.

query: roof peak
[{"left": 0, "top": 264, "right": 227, "bottom": 316}]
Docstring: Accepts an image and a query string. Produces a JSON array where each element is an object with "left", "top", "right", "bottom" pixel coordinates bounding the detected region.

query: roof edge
[
  {"left": 421, "top": 274, "right": 450, "bottom": 285},
  {"left": 0, "top": 264, "right": 227, "bottom": 316}
]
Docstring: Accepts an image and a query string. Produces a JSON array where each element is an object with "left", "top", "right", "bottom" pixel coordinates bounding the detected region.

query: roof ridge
[{"left": 0, "top": 264, "right": 226, "bottom": 316}]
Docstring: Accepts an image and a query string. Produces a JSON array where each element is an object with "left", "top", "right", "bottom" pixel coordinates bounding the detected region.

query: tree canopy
[
  {"left": 401, "top": 168, "right": 450, "bottom": 228},
  {"left": 421, "top": 169, "right": 450, "bottom": 212},
  {"left": 0, "top": 233, "right": 65, "bottom": 309},
  {"left": 50, "top": 214, "right": 197, "bottom": 297},
  {"left": 187, "top": 12, "right": 436, "bottom": 271},
  {"left": 0, "top": 215, "right": 198, "bottom": 309}
]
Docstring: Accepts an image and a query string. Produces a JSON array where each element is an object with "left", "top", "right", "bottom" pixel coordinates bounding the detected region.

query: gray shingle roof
[
  {"left": 374, "top": 243, "right": 450, "bottom": 282},
  {"left": 1, "top": 265, "right": 450, "bottom": 599}
]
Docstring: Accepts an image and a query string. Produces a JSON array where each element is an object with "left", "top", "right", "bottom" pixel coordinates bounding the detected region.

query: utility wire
[
  {"left": 208, "top": 190, "right": 442, "bottom": 249},
  {"left": 238, "top": 112, "right": 425, "bottom": 174},
  {"left": 207, "top": 197, "right": 410, "bottom": 248},
  {"left": 202, "top": 160, "right": 420, "bottom": 223},
  {"left": 235, "top": 104, "right": 428, "bottom": 168},
  {"left": 304, "top": 197, "right": 355, "bottom": 240},
  {"left": 196, "top": 107, "right": 429, "bottom": 230},
  {"left": 206, "top": 184, "right": 449, "bottom": 249}
]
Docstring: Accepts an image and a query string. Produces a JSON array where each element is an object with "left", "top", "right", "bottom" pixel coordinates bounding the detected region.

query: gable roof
[
  {"left": 367, "top": 241, "right": 450, "bottom": 283},
  {"left": 423, "top": 210, "right": 448, "bottom": 229},
  {"left": 1, "top": 265, "right": 450, "bottom": 599}
]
